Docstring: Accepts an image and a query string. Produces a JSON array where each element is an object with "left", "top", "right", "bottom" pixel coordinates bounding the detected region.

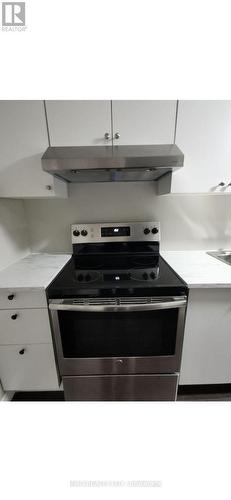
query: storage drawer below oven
[{"left": 63, "top": 374, "right": 178, "bottom": 401}]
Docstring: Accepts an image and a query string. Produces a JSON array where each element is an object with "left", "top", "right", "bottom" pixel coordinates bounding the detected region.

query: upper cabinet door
[
  {"left": 112, "top": 100, "right": 177, "bottom": 145},
  {"left": 171, "top": 100, "right": 231, "bottom": 194},
  {"left": 0, "top": 101, "right": 67, "bottom": 199},
  {"left": 46, "top": 100, "right": 112, "bottom": 146}
]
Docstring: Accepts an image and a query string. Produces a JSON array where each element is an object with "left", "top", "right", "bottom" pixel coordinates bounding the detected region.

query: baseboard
[
  {"left": 178, "top": 384, "right": 231, "bottom": 392},
  {"left": 1, "top": 391, "right": 15, "bottom": 402},
  {"left": 12, "top": 391, "right": 64, "bottom": 401}
]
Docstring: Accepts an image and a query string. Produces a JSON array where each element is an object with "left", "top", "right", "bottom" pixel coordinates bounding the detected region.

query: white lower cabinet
[
  {"left": 0, "top": 344, "right": 59, "bottom": 391},
  {"left": 0, "top": 286, "right": 59, "bottom": 392},
  {"left": 0, "top": 288, "right": 47, "bottom": 309},
  {"left": 0, "top": 308, "right": 52, "bottom": 344},
  {"left": 180, "top": 289, "right": 231, "bottom": 385}
]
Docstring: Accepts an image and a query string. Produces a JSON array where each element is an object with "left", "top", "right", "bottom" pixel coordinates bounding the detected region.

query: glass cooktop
[{"left": 47, "top": 255, "right": 187, "bottom": 299}]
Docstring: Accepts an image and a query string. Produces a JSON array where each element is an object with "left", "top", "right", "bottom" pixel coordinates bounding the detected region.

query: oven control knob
[
  {"left": 78, "top": 274, "right": 83, "bottom": 282},
  {"left": 143, "top": 272, "right": 148, "bottom": 280},
  {"left": 73, "top": 230, "right": 80, "bottom": 237},
  {"left": 150, "top": 271, "right": 156, "bottom": 280},
  {"left": 85, "top": 274, "right": 91, "bottom": 282},
  {"left": 143, "top": 228, "right": 150, "bottom": 235},
  {"left": 152, "top": 227, "right": 159, "bottom": 234},
  {"left": 81, "top": 230, "right": 88, "bottom": 237}
]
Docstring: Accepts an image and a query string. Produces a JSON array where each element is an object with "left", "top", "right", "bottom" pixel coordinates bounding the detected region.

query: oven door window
[{"left": 58, "top": 309, "right": 178, "bottom": 358}]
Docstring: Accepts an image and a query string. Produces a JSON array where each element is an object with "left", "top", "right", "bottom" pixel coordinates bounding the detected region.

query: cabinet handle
[
  {"left": 8, "top": 294, "right": 15, "bottom": 301},
  {"left": 114, "top": 132, "right": 120, "bottom": 140},
  {"left": 11, "top": 314, "right": 18, "bottom": 320},
  {"left": 218, "top": 182, "right": 231, "bottom": 189},
  {"left": 104, "top": 132, "right": 111, "bottom": 140},
  {"left": 19, "top": 348, "right": 25, "bottom": 355}
]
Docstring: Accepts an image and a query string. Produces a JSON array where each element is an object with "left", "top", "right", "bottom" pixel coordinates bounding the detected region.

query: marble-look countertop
[
  {"left": 161, "top": 250, "right": 231, "bottom": 288},
  {"left": 0, "top": 250, "right": 230, "bottom": 290},
  {"left": 0, "top": 253, "right": 71, "bottom": 289}
]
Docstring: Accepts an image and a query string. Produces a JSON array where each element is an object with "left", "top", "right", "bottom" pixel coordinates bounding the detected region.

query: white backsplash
[
  {"left": 24, "top": 182, "right": 231, "bottom": 253},
  {"left": 0, "top": 199, "right": 30, "bottom": 271}
]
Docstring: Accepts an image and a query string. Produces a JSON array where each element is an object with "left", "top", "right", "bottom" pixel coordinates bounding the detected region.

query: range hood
[{"left": 42, "top": 144, "right": 184, "bottom": 183}]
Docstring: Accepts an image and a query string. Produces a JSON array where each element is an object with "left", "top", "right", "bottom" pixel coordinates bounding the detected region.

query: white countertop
[
  {"left": 0, "top": 250, "right": 230, "bottom": 290},
  {"left": 0, "top": 253, "right": 71, "bottom": 289},
  {"left": 162, "top": 250, "right": 231, "bottom": 288}
]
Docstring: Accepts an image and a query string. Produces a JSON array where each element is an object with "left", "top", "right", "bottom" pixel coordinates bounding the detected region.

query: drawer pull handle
[
  {"left": 11, "top": 314, "right": 18, "bottom": 320},
  {"left": 8, "top": 294, "right": 15, "bottom": 301},
  {"left": 19, "top": 349, "right": 25, "bottom": 355}
]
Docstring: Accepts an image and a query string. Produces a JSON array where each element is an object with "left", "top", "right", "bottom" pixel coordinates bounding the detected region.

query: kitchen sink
[{"left": 207, "top": 251, "right": 231, "bottom": 266}]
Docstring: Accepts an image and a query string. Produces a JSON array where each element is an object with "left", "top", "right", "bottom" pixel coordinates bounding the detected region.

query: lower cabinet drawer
[
  {"left": 0, "top": 344, "right": 59, "bottom": 391},
  {"left": 0, "top": 289, "right": 47, "bottom": 309},
  {"left": 0, "top": 308, "right": 52, "bottom": 345},
  {"left": 63, "top": 374, "right": 178, "bottom": 401}
]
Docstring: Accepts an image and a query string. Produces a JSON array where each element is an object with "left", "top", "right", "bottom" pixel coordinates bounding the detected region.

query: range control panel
[{"left": 71, "top": 222, "right": 160, "bottom": 244}]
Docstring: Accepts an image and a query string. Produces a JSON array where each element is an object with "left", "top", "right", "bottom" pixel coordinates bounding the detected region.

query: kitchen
[
  {"left": 1, "top": 100, "right": 231, "bottom": 401},
  {"left": 2, "top": 1, "right": 231, "bottom": 496}
]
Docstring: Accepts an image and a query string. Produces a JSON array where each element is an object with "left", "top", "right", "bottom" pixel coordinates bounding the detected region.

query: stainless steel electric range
[{"left": 47, "top": 222, "right": 188, "bottom": 401}]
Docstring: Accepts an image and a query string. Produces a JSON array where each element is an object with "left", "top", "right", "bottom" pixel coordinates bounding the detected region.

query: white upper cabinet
[
  {"left": 46, "top": 100, "right": 177, "bottom": 147},
  {"left": 166, "top": 100, "right": 231, "bottom": 194},
  {"left": 112, "top": 100, "right": 177, "bottom": 145},
  {"left": 0, "top": 101, "right": 67, "bottom": 198},
  {"left": 46, "top": 100, "right": 112, "bottom": 146}
]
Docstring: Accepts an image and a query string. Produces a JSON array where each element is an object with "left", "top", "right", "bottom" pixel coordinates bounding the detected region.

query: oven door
[{"left": 49, "top": 297, "right": 187, "bottom": 376}]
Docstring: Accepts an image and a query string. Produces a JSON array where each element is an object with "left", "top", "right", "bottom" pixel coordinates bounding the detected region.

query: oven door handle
[{"left": 49, "top": 297, "right": 187, "bottom": 312}]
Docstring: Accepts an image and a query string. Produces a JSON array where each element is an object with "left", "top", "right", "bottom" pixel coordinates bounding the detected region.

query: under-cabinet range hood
[{"left": 42, "top": 144, "right": 184, "bottom": 183}]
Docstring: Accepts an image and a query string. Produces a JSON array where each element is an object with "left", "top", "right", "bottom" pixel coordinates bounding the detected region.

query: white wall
[
  {"left": 0, "top": 382, "right": 4, "bottom": 400},
  {"left": 24, "top": 182, "right": 231, "bottom": 252},
  {"left": 0, "top": 199, "right": 29, "bottom": 399}
]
